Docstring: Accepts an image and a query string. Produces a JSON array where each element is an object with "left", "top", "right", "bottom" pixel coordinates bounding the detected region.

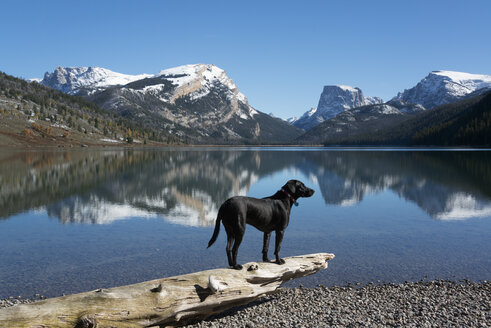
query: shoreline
[
  {"left": 1, "top": 144, "right": 491, "bottom": 152},
  {"left": 2, "top": 279, "right": 489, "bottom": 327}
]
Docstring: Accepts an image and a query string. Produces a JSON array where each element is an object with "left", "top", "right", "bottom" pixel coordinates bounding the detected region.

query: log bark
[{"left": 0, "top": 253, "right": 335, "bottom": 327}]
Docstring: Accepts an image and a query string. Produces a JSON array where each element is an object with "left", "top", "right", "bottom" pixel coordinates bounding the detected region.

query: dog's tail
[{"left": 207, "top": 215, "right": 221, "bottom": 248}]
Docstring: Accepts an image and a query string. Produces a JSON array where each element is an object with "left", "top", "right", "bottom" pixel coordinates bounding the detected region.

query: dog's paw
[
  {"left": 276, "top": 258, "right": 285, "bottom": 265},
  {"left": 232, "top": 264, "right": 243, "bottom": 270}
]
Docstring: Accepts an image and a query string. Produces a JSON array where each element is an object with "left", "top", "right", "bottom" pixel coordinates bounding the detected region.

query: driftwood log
[{"left": 0, "top": 253, "right": 335, "bottom": 327}]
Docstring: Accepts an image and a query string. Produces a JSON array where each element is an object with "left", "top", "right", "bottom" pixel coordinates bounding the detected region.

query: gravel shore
[
  {"left": 185, "top": 280, "right": 490, "bottom": 327},
  {"left": 2, "top": 280, "right": 489, "bottom": 327}
]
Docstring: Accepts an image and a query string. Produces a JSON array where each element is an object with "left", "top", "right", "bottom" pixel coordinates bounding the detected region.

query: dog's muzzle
[{"left": 304, "top": 188, "right": 315, "bottom": 197}]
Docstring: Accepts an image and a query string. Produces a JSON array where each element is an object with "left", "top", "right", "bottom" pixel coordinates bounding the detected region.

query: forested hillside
[{"left": 0, "top": 72, "right": 180, "bottom": 146}]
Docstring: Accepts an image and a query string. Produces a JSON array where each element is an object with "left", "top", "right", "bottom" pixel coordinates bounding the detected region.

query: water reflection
[
  {"left": 299, "top": 151, "right": 491, "bottom": 220},
  {"left": 1, "top": 149, "right": 490, "bottom": 224}
]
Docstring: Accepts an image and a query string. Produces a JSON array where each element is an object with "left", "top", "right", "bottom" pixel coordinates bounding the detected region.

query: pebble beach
[
  {"left": 2, "top": 280, "right": 489, "bottom": 327},
  {"left": 185, "top": 280, "right": 490, "bottom": 327}
]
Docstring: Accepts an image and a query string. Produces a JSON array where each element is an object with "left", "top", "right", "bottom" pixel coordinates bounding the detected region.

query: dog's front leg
[
  {"left": 274, "top": 230, "right": 285, "bottom": 265},
  {"left": 262, "top": 232, "right": 272, "bottom": 262}
]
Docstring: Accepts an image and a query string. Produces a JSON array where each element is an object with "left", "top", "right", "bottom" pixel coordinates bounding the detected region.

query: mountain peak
[
  {"left": 293, "top": 85, "right": 383, "bottom": 130},
  {"left": 155, "top": 63, "right": 248, "bottom": 105},
  {"left": 395, "top": 70, "right": 491, "bottom": 109},
  {"left": 40, "top": 66, "right": 152, "bottom": 95}
]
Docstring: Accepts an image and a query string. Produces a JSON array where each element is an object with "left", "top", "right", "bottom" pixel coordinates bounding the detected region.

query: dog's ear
[
  {"left": 283, "top": 179, "right": 297, "bottom": 194},
  {"left": 298, "top": 181, "right": 307, "bottom": 191}
]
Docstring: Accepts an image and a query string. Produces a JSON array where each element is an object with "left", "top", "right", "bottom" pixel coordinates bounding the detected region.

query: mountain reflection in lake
[{"left": 0, "top": 148, "right": 490, "bottom": 298}]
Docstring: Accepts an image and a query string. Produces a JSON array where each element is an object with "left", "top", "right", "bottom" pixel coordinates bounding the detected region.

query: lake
[{"left": 1, "top": 148, "right": 490, "bottom": 298}]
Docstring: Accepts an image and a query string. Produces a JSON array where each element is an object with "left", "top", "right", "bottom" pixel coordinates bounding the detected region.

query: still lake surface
[{"left": 0, "top": 148, "right": 490, "bottom": 298}]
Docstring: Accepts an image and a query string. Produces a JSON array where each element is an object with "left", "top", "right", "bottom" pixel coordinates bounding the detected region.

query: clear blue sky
[{"left": 1, "top": 0, "right": 490, "bottom": 119}]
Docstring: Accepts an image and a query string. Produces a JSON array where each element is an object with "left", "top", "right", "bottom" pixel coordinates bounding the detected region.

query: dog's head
[{"left": 283, "top": 180, "right": 315, "bottom": 199}]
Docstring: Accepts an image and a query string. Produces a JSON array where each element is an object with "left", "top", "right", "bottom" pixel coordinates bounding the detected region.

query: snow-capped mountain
[
  {"left": 292, "top": 69, "right": 491, "bottom": 140},
  {"left": 41, "top": 66, "right": 152, "bottom": 95},
  {"left": 394, "top": 70, "right": 491, "bottom": 109},
  {"left": 39, "top": 64, "right": 302, "bottom": 143},
  {"left": 293, "top": 85, "right": 383, "bottom": 131},
  {"left": 147, "top": 64, "right": 257, "bottom": 119},
  {"left": 155, "top": 64, "right": 247, "bottom": 105}
]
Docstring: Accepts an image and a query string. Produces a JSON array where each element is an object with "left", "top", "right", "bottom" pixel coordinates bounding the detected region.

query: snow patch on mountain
[
  {"left": 337, "top": 85, "right": 358, "bottom": 92},
  {"left": 306, "top": 107, "right": 318, "bottom": 117},
  {"left": 378, "top": 104, "right": 399, "bottom": 115},
  {"left": 286, "top": 116, "right": 298, "bottom": 124},
  {"left": 353, "top": 104, "right": 401, "bottom": 115},
  {"left": 433, "top": 71, "right": 491, "bottom": 89},
  {"left": 366, "top": 96, "right": 384, "bottom": 104},
  {"left": 142, "top": 83, "right": 168, "bottom": 94}
]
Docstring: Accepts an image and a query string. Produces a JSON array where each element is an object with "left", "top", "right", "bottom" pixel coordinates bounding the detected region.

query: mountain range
[
  {"left": 39, "top": 64, "right": 302, "bottom": 144},
  {"left": 3, "top": 65, "right": 488, "bottom": 147},
  {"left": 292, "top": 70, "right": 491, "bottom": 145},
  {"left": 293, "top": 70, "right": 491, "bottom": 133},
  {"left": 320, "top": 89, "right": 491, "bottom": 146}
]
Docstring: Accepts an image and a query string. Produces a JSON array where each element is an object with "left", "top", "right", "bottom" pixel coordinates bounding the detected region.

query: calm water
[{"left": 0, "top": 148, "right": 490, "bottom": 298}]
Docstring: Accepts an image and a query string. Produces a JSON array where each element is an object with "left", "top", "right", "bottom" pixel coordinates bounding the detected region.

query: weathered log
[{"left": 0, "top": 253, "right": 335, "bottom": 327}]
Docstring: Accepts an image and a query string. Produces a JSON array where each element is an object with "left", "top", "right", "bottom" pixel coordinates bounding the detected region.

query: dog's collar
[{"left": 281, "top": 188, "right": 299, "bottom": 206}]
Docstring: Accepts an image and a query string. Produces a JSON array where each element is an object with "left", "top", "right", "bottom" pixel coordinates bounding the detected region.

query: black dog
[{"left": 207, "top": 180, "right": 314, "bottom": 269}]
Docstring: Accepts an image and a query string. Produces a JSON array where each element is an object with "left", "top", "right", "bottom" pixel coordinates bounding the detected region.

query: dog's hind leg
[
  {"left": 262, "top": 232, "right": 272, "bottom": 262},
  {"left": 229, "top": 214, "right": 246, "bottom": 270},
  {"left": 231, "top": 231, "right": 244, "bottom": 270},
  {"left": 226, "top": 234, "right": 234, "bottom": 267},
  {"left": 274, "top": 230, "right": 286, "bottom": 265},
  {"left": 224, "top": 224, "right": 235, "bottom": 267}
]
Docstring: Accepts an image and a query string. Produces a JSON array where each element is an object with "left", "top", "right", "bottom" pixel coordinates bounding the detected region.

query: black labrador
[{"left": 207, "top": 179, "right": 314, "bottom": 269}]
